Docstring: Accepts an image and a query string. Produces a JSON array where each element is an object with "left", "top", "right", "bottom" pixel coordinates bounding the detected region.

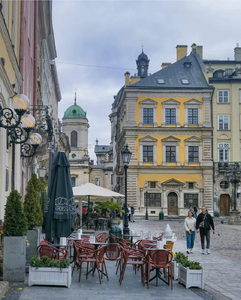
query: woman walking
[{"left": 184, "top": 211, "right": 196, "bottom": 254}]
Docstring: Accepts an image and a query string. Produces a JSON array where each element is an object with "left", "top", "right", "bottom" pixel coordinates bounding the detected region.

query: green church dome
[{"left": 63, "top": 104, "right": 86, "bottom": 119}]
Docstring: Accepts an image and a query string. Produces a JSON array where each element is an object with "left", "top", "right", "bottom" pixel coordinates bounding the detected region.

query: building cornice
[{"left": 0, "top": 11, "right": 22, "bottom": 87}]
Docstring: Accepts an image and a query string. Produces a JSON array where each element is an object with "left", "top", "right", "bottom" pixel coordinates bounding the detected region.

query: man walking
[
  {"left": 196, "top": 205, "right": 215, "bottom": 254},
  {"left": 130, "top": 205, "right": 135, "bottom": 222}
]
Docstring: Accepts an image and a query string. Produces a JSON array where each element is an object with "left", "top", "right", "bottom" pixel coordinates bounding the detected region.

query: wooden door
[
  {"left": 168, "top": 192, "right": 178, "bottom": 215},
  {"left": 220, "top": 194, "right": 230, "bottom": 216}
]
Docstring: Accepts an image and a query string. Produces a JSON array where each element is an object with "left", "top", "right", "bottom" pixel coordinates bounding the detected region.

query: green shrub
[
  {"left": 24, "top": 174, "right": 43, "bottom": 230},
  {"left": 174, "top": 252, "right": 188, "bottom": 263},
  {"left": 181, "top": 259, "right": 202, "bottom": 270},
  {"left": 3, "top": 190, "right": 28, "bottom": 236},
  {"left": 29, "top": 256, "right": 70, "bottom": 269}
]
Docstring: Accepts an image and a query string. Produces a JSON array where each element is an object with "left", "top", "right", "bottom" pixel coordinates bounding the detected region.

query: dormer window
[
  {"left": 183, "top": 61, "right": 192, "bottom": 68},
  {"left": 213, "top": 70, "right": 224, "bottom": 78},
  {"left": 157, "top": 79, "right": 165, "bottom": 84},
  {"left": 181, "top": 79, "right": 189, "bottom": 84}
]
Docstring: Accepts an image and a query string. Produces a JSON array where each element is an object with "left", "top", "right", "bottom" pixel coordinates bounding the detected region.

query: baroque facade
[
  {"left": 110, "top": 44, "right": 214, "bottom": 217},
  {"left": 203, "top": 45, "right": 241, "bottom": 215}
]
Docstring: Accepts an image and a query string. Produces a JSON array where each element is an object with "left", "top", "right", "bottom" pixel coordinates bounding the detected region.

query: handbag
[{"left": 199, "top": 214, "right": 207, "bottom": 229}]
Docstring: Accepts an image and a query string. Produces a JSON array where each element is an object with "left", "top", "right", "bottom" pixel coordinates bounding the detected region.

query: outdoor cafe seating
[{"left": 36, "top": 230, "right": 175, "bottom": 289}]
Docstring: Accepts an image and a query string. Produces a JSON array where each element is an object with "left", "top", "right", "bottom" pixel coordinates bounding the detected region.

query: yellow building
[
  {"left": 203, "top": 44, "right": 241, "bottom": 216},
  {"left": 110, "top": 44, "right": 214, "bottom": 217}
]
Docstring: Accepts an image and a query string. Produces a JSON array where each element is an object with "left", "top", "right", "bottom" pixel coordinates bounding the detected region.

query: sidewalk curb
[{"left": 0, "top": 281, "right": 9, "bottom": 299}]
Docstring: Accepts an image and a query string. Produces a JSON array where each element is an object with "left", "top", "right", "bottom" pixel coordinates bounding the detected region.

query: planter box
[
  {"left": 3, "top": 236, "right": 26, "bottom": 282},
  {"left": 28, "top": 266, "right": 71, "bottom": 288},
  {"left": 172, "top": 261, "right": 179, "bottom": 280},
  {"left": 26, "top": 227, "right": 42, "bottom": 263},
  {"left": 178, "top": 264, "right": 204, "bottom": 289}
]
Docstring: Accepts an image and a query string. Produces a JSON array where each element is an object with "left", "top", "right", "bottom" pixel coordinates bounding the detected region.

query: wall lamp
[
  {"left": 21, "top": 132, "right": 42, "bottom": 158},
  {"left": 0, "top": 94, "right": 31, "bottom": 129}
]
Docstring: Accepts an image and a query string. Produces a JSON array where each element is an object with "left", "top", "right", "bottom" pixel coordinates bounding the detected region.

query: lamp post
[
  {"left": 121, "top": 145, "right": 132, "bottom": 238},
  {"left": 145, "top": 191, "right": 149, "bottom": 220},
  {"left": 226, "top": 162, "right": 241, "bottom": 212}
]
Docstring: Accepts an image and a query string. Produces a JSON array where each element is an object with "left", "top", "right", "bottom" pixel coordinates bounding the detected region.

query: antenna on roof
[{"left": 237, "top": 43, "right": 239, "bottom": 47}]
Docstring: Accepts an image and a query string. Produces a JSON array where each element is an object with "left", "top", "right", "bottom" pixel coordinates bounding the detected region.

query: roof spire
[
  {"left": 141, "top": 44, "right": 144, "bottom": 52},
  {"left": 74, "top": 92, "right": 77, "bottom": 105}
]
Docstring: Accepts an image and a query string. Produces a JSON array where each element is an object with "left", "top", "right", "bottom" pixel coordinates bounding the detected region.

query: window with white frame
[
  {"left": 143, "top": 146, "right": 153, "bottom": 162},
  {"left": 218, "top": 90, "right": 229, "bottom": 103},
  {"left": 218, "top": 143, "right": 230, "bottom": 162},
  {"left": 188, "top": 108, "right": 198, "bottom": 125},
  {"left": 218, "top": 115, "right": 229, "bottom": 130},
  {"left": 165, "top": 108, "right": 176, "bottom": 124},
  {"left": 143, "top": 108, "right": 153, "bottom": 124},
  {"left": 166, "top": 146, "right": 176, "bottom": 162},
  {"left": 188, "top": 146, "right": 199, "bottom": 162}
]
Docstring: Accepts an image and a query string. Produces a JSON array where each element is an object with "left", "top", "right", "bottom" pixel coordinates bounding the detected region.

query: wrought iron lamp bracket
[{"left": 0, "top": 108, "right": 25, "bottom": 129}]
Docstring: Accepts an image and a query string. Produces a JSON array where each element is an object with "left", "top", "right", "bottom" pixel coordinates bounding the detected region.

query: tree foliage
[
  {"left": 3, "top": 190, "right": 28, "bottom": 236},
  {"left": 24, "top": 174, "right": 43, "bottom": 230}
]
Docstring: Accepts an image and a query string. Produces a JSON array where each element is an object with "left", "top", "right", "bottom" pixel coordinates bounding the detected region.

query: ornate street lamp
[
  {"left": 226, "top": 162, "right": 241, "bottom": 212},
  {"left": 21, "top": 132, "right": 42, "bottom": 158},
  {"left": 145, "top": 191, "right": 149, "bottom": 220},
  {"left": 121, "top": 144, "right": 132, "bottom": 238},
  {"left": 0, "top": 94, "right": 30, "bottom": 129}
]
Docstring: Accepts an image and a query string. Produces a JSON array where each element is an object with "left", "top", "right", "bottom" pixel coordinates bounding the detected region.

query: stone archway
[{"left": 168, "top": 192, "right": 178, "bottom": 215}]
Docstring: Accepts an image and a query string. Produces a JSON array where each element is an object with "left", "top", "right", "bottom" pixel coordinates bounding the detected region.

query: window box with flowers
[
  {"left": 28, "top": 256, "right": 71, "bottom": 288},
  {"left": 178, "top": 259, "right": 204, "bottom": 289}
]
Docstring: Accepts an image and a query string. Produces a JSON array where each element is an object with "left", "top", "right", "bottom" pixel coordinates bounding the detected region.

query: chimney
[
  {"left": 124, "top": 72, "right": 130, "bottom": 86},
  {"left": 161, "top": 62, "right": 171, "bottom": 69},
  {"left": 176, "top": 45, "right": 187, "bottom": 61},
  {"left": 96, "top": 138, "right": 98, "bottom": 145},
  {"left": 196, "top": 46, "right": 203, "bottom": 59},
  {"left": 234, "top": 43, "right": 241, "bottom": 61}
]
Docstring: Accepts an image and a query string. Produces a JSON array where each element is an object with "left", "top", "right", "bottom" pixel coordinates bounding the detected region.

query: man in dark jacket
[{"left": 196, "top": 205, "right": 215, "bottom": 254}]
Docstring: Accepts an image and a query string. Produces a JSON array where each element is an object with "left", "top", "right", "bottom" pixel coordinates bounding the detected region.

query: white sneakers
[{"left": 202, "top": 249, "right": 210, "bottom": 254}]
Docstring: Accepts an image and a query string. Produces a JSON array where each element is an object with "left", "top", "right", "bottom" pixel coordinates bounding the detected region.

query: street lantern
[
  {"left": 121, "top": 144, "right": 132, "bottom": 238},
  {"left": 145, "top": 191, "right": 149, "bottom": 220},
  {"left": 39, "top": 166, "right": 47, "bottom": 178},
  {"left": 226, "top": 162, "right": 241, "bottom": 212}
]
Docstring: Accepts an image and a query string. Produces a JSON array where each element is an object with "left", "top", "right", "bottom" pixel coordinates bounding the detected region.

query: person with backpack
[{"left": 196, "top": 205, "right": 215, "bottom": 254}]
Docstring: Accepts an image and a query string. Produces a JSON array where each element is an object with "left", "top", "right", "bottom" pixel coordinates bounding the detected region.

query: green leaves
[
  {"left": 24, "top": 174, "right": 43, "bottom": 230},
  {"left": 174, "top": 252, "right": 188, "bottom": 263},
  {"left": 29, "top": 256, "right": 70, "bottom": 269},
  {"left": 3, "top": 190, "right": 28, "bottom": 236}
]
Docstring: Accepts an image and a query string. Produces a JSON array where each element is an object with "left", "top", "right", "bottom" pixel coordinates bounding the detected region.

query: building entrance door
[
  {"left": 168, "top": 192, "right": 178, "bottom": 215},
  {"left": 220, "top": 194, "right": 230, "bottom": 216}
]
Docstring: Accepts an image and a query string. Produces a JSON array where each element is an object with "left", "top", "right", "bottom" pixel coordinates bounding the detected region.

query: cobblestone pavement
[
  {"left": 2, "top": 219, "right": 240, "bottom": 300},
  {"left": 128, "top": 219, "right": 241, "bottom": 300}
]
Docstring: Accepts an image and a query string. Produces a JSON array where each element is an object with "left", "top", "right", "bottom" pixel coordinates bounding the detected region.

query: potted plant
[
  {"left": 172, "top": 252, "right": 187, "bottom": 280},
  {"left": 28, "top": 256, "right": 71, "bottom": 288},
  {"left": 24, "top": 174, "right": 43, "bottom": 262},
  {"left": 178, "top": 259, "right": 204, "bottom": 289},
  {"left": 3, "top": 190, "right": 28, "bottom": 281}
]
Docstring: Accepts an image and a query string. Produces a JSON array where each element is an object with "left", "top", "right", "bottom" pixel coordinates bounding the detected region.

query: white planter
[
  {"left": 28, "top": 266, "right": 72, "bottom": 288},
  {"left": 172, "top": 261, "right": 179, "bottom": 280},
  {"left": 178, "top": 264, "right": 204, "bottom": 289}
]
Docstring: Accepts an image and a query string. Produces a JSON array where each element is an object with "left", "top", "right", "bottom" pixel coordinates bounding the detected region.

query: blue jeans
[{"left": 186, "top": 231, "right": 195, "bottom": 249}]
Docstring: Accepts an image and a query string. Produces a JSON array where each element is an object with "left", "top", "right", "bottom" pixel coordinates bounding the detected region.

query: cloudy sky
[{"left": 52, "top": 0, "right": 241, "bottom": 161}]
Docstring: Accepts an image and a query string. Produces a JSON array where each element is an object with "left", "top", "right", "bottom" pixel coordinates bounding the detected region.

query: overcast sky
[{"left": 52, "top": 0, "right": 241, "bottom": 161}]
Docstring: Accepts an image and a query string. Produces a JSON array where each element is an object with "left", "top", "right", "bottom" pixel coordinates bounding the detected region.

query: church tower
[
  {"left": 136, "top": 50, "right": 150, "bottom": 78},
  {"left": 62, "top": 93, "right": 90, "bottom": 186}
]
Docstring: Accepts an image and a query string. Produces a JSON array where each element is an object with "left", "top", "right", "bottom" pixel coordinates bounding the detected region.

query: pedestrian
[
  {"left": 193, "top": 206, "right": 198, "bottom": 219},
  {"left": 184, "top": 211, "right": 196, "bottom": 254},
  {"left": 127, "top": 204, "right": 131, "bottom": 221},
  {"left": 130, "top": 205, "right": 135, "bottom": 222},
  {"left": 196, "top": 205, "right": 215, "bottom": 255}
]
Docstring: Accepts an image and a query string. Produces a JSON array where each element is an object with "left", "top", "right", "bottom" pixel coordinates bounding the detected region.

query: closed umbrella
[{"left": 44, "top": 151, "right": 77, "bottom": 243}]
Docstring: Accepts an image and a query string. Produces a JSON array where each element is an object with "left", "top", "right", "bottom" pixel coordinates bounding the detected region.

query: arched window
[{"left": 71, "top": 130, "right": 77, "bottom": 147}]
